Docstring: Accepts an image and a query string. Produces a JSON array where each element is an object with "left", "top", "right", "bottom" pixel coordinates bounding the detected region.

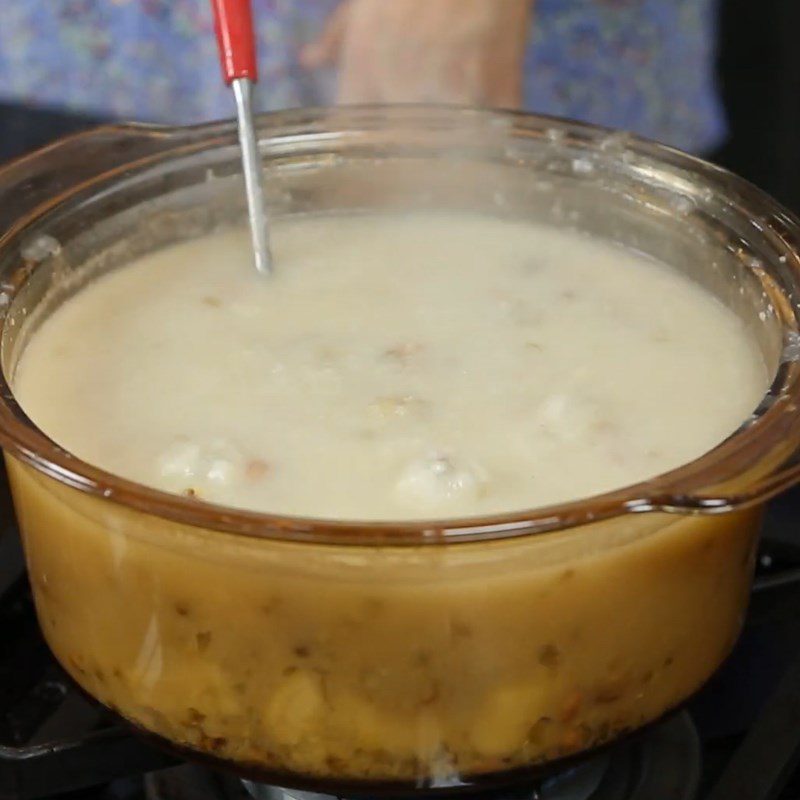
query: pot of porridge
[{"left": 0, "top": 107, "right": 799, "bottom": 795}]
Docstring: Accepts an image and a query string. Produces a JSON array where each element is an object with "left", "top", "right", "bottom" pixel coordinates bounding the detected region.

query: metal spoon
[{"left": 211, "top": 0, "right": 273, "bottom": 275}]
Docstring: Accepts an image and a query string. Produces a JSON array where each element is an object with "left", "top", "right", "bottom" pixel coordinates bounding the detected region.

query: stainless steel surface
[{"left": 232, "top": 78, "right": 272, "bottom": 276}]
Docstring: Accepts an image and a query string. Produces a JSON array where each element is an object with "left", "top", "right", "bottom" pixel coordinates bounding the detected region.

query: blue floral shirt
[{"left": 0, "top": 0, "right": 724, "bottom": 153}]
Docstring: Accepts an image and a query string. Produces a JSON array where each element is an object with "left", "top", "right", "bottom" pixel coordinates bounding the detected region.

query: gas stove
[{"left": 3, "top": 470, "right": 800, "bottom": 800}]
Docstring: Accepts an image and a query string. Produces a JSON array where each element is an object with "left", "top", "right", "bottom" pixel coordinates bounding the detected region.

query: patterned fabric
[{"left": 0, "top": 0, "right": 724, "bottom": 153}]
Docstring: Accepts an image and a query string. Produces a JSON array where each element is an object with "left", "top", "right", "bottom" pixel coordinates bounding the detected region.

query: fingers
[
  {"left": 304, "top": 0, "right": 531, "bottom": 108},
  {"left": 335, "top": 1, "right": 384, "bottom": 103},
  {"left": 483, "top": 53, "right": 525, "bottom": 109},
  {"left": 336, "top": 36, "right": 381, "bottom": 104},
  {"left": 298, "top": 1, "right": 351, "bottom": 70}
]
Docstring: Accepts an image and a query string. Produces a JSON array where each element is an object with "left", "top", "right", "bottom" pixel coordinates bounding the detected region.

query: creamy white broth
[{"left": 14, "top": 212, "right": 767, "bottom": 519}]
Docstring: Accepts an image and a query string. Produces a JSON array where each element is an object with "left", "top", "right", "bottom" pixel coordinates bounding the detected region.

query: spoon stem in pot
[
  {"left": 232, "top": 77, "right": 272, "bottom": 276},
  {"left": 211, "top": 0, "right": 273, "bottom": 276}
]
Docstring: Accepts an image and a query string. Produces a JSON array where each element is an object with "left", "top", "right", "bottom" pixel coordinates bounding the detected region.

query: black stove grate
[{"left": 0, "top": 531, "right": 175, "bottom": 800}]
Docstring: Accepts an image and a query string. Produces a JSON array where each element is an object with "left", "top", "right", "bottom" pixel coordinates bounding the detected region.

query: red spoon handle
[{"left": 211, "top": 0, "right": 258, "bottom": 84}]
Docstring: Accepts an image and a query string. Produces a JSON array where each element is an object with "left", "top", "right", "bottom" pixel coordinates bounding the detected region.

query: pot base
[{"left": 144, "top": 713, "right": 700, "bottom": 800}]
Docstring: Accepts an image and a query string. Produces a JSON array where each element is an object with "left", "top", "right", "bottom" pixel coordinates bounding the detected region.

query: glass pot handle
[
  {"left": 0, "top": 123, "right": 229, "bottom": 243},
  {"left": 641, "top": 456, "right": 800, "bottom": 516},
  {"left": 641, "top": 357, "right": 800, "bottom": 517}
]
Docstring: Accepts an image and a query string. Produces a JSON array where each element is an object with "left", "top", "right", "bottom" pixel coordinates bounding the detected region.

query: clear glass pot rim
[{"left": 1, "top": 104, "right": 800, "bottom": 546}]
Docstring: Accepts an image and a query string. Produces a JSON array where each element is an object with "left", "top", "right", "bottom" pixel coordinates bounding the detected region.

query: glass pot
[{"left": 1, "top": 107, "right": 800, "bottom": 796}]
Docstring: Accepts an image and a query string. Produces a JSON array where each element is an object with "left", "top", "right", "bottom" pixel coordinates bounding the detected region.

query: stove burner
[
  {"left": 243, "top": 768, "right": 614, "bottom": 800},
  {"left": 577, "top": 712, "right": 700, "bottom": 800},
  {"left": 143, "top": 713, "right": 697, "bottom": 800}
]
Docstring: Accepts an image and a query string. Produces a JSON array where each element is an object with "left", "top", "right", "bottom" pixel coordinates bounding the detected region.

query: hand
[{"left": 300, "top": 0, "right": 532, "bottom": 108}]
